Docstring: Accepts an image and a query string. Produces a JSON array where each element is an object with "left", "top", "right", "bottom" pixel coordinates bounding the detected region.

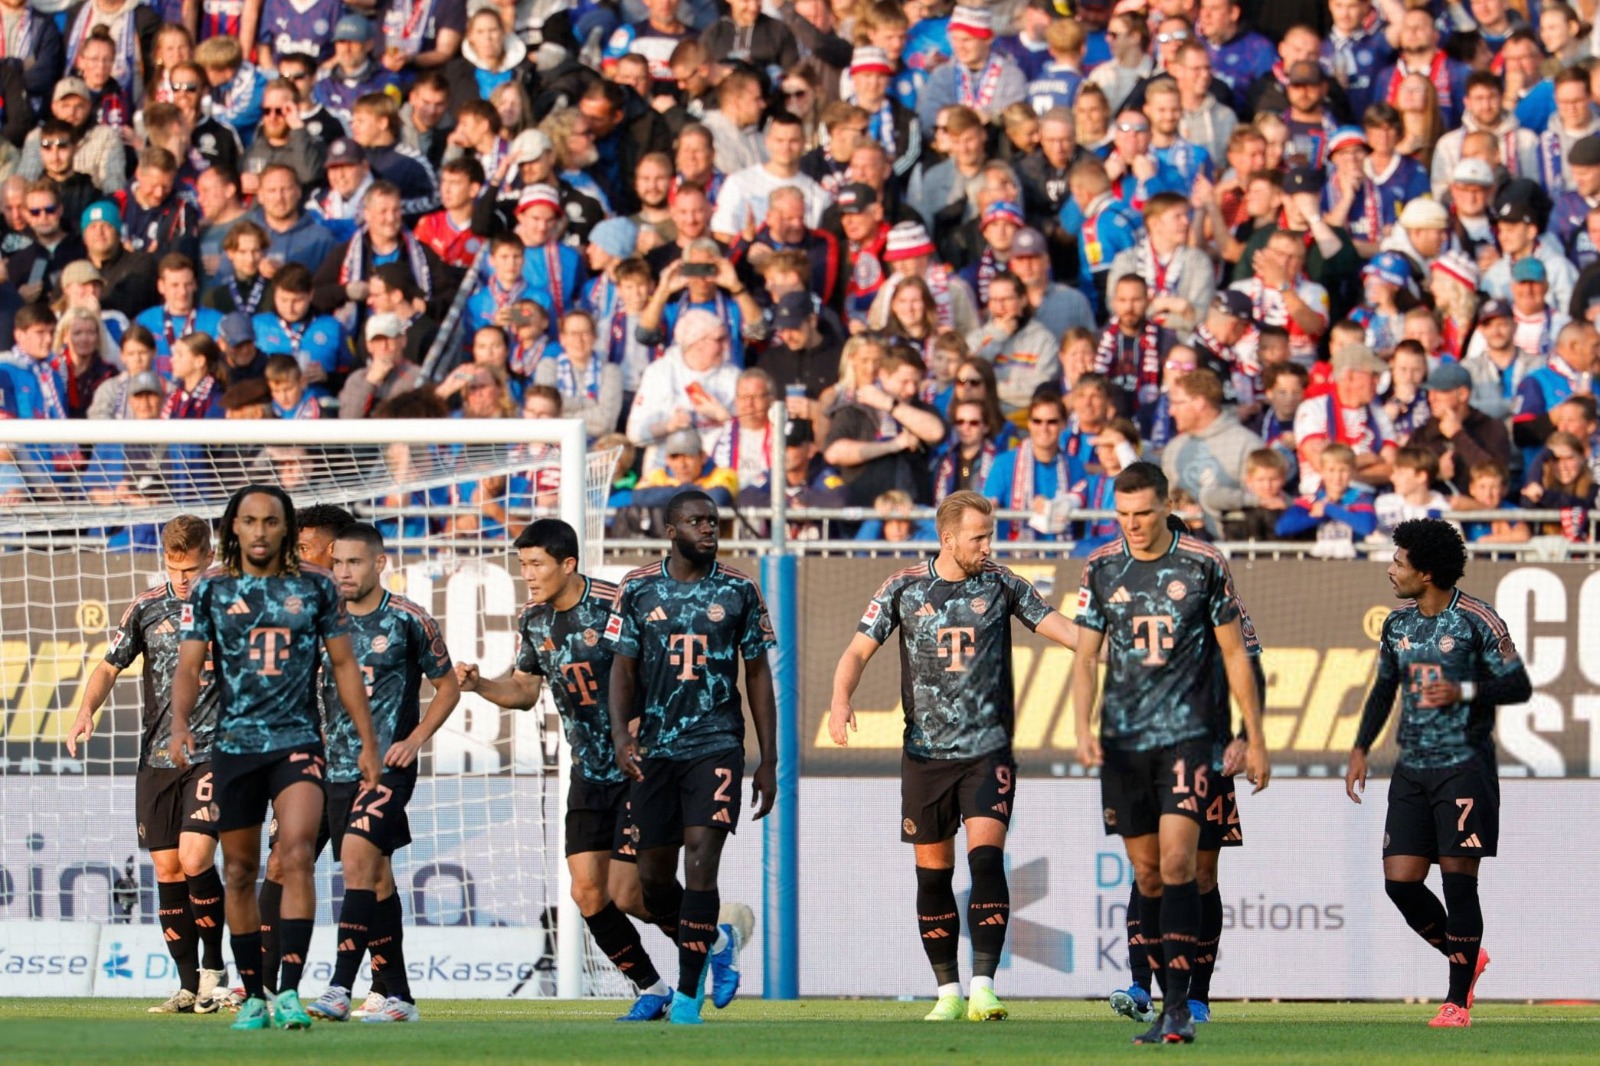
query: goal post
[{"left": 0, "top": 416, "right": 630, "bottom": 999}]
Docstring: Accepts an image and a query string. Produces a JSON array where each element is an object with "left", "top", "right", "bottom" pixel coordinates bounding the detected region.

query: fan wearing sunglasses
[
  {"left": 34, "top": 121, "right": 98, "bottom": 237},
  {"left": 5, "top": 181, "right": 85, "bottom": 307}
]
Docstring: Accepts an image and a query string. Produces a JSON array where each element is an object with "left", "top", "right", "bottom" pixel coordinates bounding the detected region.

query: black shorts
[
  {"left": 900, "top": 749, "right": 1017, "bottom": 844},
  {"left": 1100, "top": 738, "right": 1215, "bottom": 839},
  {"left": 1197, "top": 774, "right": 1244, "bottom": 851},
  {"left": 212, "top": 743, "right": 326, "bottom": 834},
  {"left": 135, "top": 763, "right": 219, "bottom": 852},
  {"left": 1384, "top": 756, "right": 1500, "bottom": 860},
  {"left": 566, "top": 770, "right": 636, "bottom": 861},
  {"left": 630, "top": 747, "right": 742, "bottom": 852},
  {"left": 325, "top": 773, "right": 416, "bottom": 859}
]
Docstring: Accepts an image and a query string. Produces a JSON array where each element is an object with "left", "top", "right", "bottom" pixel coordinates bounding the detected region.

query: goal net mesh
[{"left": 0, "top": 421, "right": 634, "bottom": 998}]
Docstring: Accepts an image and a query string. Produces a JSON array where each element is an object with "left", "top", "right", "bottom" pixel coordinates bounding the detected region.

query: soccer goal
[{"left": 0, "top": 417, "right": 629, "bottom": 1000}]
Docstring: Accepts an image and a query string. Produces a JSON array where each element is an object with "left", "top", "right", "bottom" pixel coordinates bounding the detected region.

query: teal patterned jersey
[
  {"left": 320, "top": 591, "right": 452, "bottom": 783},
  {"left": 181, "top": 565, "right": 350, "bottom": 756},
  {"left": 857, "top": 559, "right": 1054, "bottom": 760},
  {"left": 605, "top": 561, "right": 776, "bottom": 762},
  {"left": 516, "top": 577, "right": 625, "bottom": 784},
  {"left": 105, "top": 583, "right": 221, "bottom": 769},
  {"left": 1076, "top": 533, "right": 1242, "bottom": 753},
  {"left": 1367, "top": 590, "right": 1524, "bottom": 770}
]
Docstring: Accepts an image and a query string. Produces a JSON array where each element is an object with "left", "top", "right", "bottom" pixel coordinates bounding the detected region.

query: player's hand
[
  {"left": 384, "top": 735, "right": 423, "bottom": 769},
  {"left": 827, "top": 700, "right": 856, "bottom": 746},
  {"left": 1419, "top": 680, "right": 1462, "bottom": 708},
  {"left": 455, "top": 662, "right": 481, "bottom": 692},
  {"left": 613, "top": 734, "right": 644, "bottom": 782},
  {"left": 169, "top": 726, "right": 194, "bottom": 769},
  {"left": 1221, "top": 737, "right": 1248, "bottom": 777},
  {"left": 359, "top": 746, "right": 382, "bottom": 789},
  {"left": 1245, "top": 741, "right": 1270, "bottom": 793},
  {"left": 751, "top": 760, "right": 776, "bottom": 819},
  {"left": 1076, "top": 733, "right": 1103, "bottom": 769},
  {"left": 1345, "top": 747, "right": 1368, "bottom": 804},
  {"left": 65, "top": 708, "right": 95, "bottom": 758}
]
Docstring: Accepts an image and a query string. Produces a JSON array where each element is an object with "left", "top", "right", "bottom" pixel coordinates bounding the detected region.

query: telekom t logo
[
  {"left": 561, "top": 661, "right": 600, "bottom": 705},
  {"left": 668, "top": 634, "right": 710, "bottom": 680},
  {"left": 1131, "top": 615, "right": 1175, "bottom": 666},
  {"left": 936, "top": 627, "right": 977, "bottom": 672},
  {"left": 248, "top": 627, "right": 293, "bottom": 676}
]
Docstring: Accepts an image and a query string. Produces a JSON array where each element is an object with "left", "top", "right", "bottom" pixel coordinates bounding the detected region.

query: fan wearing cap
[
  {"left": 213, "top": 311, "right": 269, "bottom": 386},
  {"left": 844, "top": 46, "right": 922, "bottom": 184},
  {"left": 1190, "top": 290, "right": 1264, "bottom": 408},
  {"left": 80, "top": 371, "right": 167, "bottom": 507},
  {"left": 311, "top": 15, "right": 401, "bottom": 126},
  {"left": 1481, "top": 199, "right": 1578, "bottom": 311},
  {"left": 916, "top": 5, "right": 1027, "bottom": 129},
  {"left": 1319, "top": 125, "right": 1382, "bottom": 253},
  {"left": 633, "top": 426, "right": 740, "bottom": 508},
  {"left": 1437, "top": 159, "right": 1497, "bottom": 261},
  {"left": 1373, "top": 8, "right": 1469, "bottom": 130},
  {"left": 339, "top": 311, "right": 428, "bottom": 418},
  {"left": 21, "top": 77, "right": 124, "bottom": 196},
  {"left": 1407, "top": 361, "right": 1513, "bottom": 496},
  {"left": 957, "top": 199, "right": 1025, "bottom": 309},
  {"left": 1008, "top": 226, "right": 1095, "bottom": 337},
  {"left": 1374, "top": 196, "right": 1451, "bottom": 279},
  {"left": 1429, "top": 71, "right": 1539, "bottom": 201},
  {"left": 870, "top": 221, "right": 981, "bottom": 337},
  {"left": 1356, "top": 251, "right": 1417, "bottom": 356},
  {"left": 1196, "top": 0, "right": 1274, "bottom": 96},
  {"left": 1290, "top": 343, "right": 1400, "bottom": 494},
  {"left": 1550, "top": 133, "right": 1600, "bottom": 259},
  {"left": 1278, "top": 60, "right": 1342, "bottom": 169},
  {"left": 701, "top": 0, "right": 799, "bottom": 78},
  {"left": 836, "top": 183, "right": 892, "bottom": 325},
  {"left": 710, "top": 114, "right": 830, "bottom": 245},
  {"left": 1059, "top": 156, "right": 1142, "bottom": 318},
  {"left": 1107, "top": 191, "right": 1216, "bottom": 339},
  {"left": 305, "top": 138, "right": 374, "bottom": 244},
  {"left": 414, "top": 158, "right": 487, "bottom": 269}
]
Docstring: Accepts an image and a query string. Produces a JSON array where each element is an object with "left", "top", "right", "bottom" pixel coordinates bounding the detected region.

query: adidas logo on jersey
[
  {"left": 1177, "top": 796, "right": 1199, "bottom": 812},
  {"left": 713, "top": 809, "right": 732, "bottom": 824},
  {"left": 916, "top": 603, "right": 937, "bottom": 617},
  {"left": 226, "top": 599, "right": 251, "bottom": 615},
  {"left": 647, "top": 606, "right": 669, "bottom": 623},
  {"left": 1110, "top": 587, "right": 1133, "bottom": 604},
  {"left": 351, "top": 816, "right": 371, "bottom": 832},
  {"left": 1459, "top": 833, "right": 1482, "bottom": 848}
]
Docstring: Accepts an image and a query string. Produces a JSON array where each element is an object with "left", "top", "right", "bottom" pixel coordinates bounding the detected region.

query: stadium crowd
[{"left": 0, "top": 0, "right": 1597, "bottom": 551}]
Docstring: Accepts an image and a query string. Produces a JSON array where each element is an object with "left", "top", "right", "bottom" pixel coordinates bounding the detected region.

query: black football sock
[
  {"left": 585, "top": 901, "right": 663, "bottom": 991},
  {"left": 1441, "top": 873, "right": 1484, "bottom": 1007},
  {"left": 369, "top": 893, "right": 413, "bottom": 1003},
  {"left": 157, "top": 880, "right": 200, "bottom": 994},
  {"left": 257, "top": 878, "right": 283, "bottom": 995},
  {"left": 1384, "top": 879, "right": 1449, "bottom": 953},
  {"left": 642, "top": 878, "right": 684, "bottom": 942},
  {"left": 1125, "top": 883, "right": 1152, "bottom": 993},
  {"left": 676, "top": 888, "right": 719, "bottom": 997},
  {"left": 185, "top": 867, "right": 226, "bottom": 971},
  {"left": 966, "top": 846, "right": 1010, "bottom": 980},
  {"left": 1139, "top": 892, "right": 1166, "bottom": 997},
  {"left": 1160, "top": 880, "right": 1200, "bottom": 1010},
  {"left": 277, "top": 917, "right": 315, "bottom": 995},
  {"left": 914, "top": 865, "right": 961, "bottom": 988},
  {"left": 231, "top": 930, "right": 265, "bottom": 1000},
  {"left": 369, "top": 967, "right": 389, "bottom": 999},
  {"left": 332, "top": 888, "right": 377, "bottom": 992},
  {"left": 1189, "top": 886, "right": 1223, "bottom": 1005}
]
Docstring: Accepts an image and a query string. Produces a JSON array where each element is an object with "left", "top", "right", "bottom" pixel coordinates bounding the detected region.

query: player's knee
[
  {"left": 1158, "top": 850, "right": 1196, "bottom": 885},
  {"left": 570, "top": 877, "right": 607, "bottom": 916},
  {"left": 967, "top": 845, "right": 1005, "bottom": 883},
  {"left": 639, "top": 877, "right": 678, "bottom": 919},
  {"left": 612, "top": 880, "right": 648, "bottom": 920},
  {"left": 222, "top": 854, "right": 258, "bottom": 894},
  {"left": 275, "top": 839, "right": 315, "bottom": 877},
  {"left": 151, "top": 851, "right": 184, "bottom": 881}
]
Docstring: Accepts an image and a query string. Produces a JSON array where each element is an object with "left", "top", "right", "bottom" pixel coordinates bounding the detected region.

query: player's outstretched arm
[
  {"left": 66, "top": 661, "right": 123, "bottom": 758},
  {"left": 829, "top": 633, "right": 881, "bottom": 746},
  {"left": 169, "top": 640, "right": 208, "bottom": 769},
  {"left": 1034, "top": 611, "right": 1080, "bottom": 651},
  {"left": 326, "top": 633, "right": 383, "bottom": 788},
  {"left": 745, "top": 651, "right": 777, "bottom": 820},
  {"left": 388, "top": 669, "right": 463, "bottom": 769},
  {"left": 1071, "top": 626, "right": 1105, "bottom": 768},
  {"left": 1216, "top": 619, "right": 1269, "bottom": 793},
  {"left": 456, "top": 662, "right": 544, "bottom": 710},
  {"left": 608, "top": 651, "right": 644, "bottom": 782}
]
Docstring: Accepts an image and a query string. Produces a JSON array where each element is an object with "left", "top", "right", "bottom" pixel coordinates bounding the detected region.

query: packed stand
[{"left": 0, "top": 0, "right": 1596, "bottom": 550}]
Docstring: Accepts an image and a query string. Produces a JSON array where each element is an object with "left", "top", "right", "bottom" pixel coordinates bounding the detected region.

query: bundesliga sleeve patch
[
  {"left": 861, "top": 602, "right": 881, "bottom": 626},
  {"left": 180, "top": 604, "right": 195, "bottom": 629},
  {"left": 603, "top": 614, "right": 623, "bottom": 642},
  {"left": 1075, "top": 586, "right": 1092, "bottom": 614}
]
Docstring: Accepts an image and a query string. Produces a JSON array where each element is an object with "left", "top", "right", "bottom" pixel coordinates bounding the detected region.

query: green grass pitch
[{"left": 3, "top": 999, "right": 1598, "bottom": 1064}]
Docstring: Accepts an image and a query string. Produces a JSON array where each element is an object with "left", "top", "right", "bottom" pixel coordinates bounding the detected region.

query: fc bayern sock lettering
[
  {"left": 914, "top": 865, "right": 961, "bottom": 988},
  {"left": 331, "top": 888, "right": 377, "bottom": 991},
  {"left": 585, "top": 901, "right": 663, "bottom": 991},
  {"left": 1441, "top": 872, "right": 1484, "bottom": 1007},
  {"left": 1125, "top": 883, "right": 1152, "bottom": 993},
  {"left": 185, "top": 866, "right": 226, "bottom": 972},
  {"left": 1160, "top": 880, "right": 1200, "bottom": 1009},
  {"left": 966, "top": 846, "right": 1010, "bottom": 980},
  {"left": 257, "top": 878, "right": 283, "bottom": 995},
  {"left": 1189, "top": 886, "right": 1224, "bottom": 1005},
  {"left": 277, "top": 917, "right": 315, "bottom": 995},
  {"left": 1384, "top": 879, "right": 1449, "bottom": 953},
  {"left": 369, "top": 893, "right": 413, "bottom": 1003},
  {"left": 231, "top": 930, "right": 265, "bottom": 1000},
  {"left": 676, "top": 887, "right": 720, "bottom": 997},
  {"left": 157, "top": 880, "right": 200, "bottom": 994}
]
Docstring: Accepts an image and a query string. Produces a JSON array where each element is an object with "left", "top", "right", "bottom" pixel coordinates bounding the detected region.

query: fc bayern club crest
[
  {"left": 1166, "top": 580, "right": 1187, "bottom": 601},
  {"left": 707, "top": 603, "right": 726, "bottom": 623},
  {"left": 371, "top": 635, "right": 390, "bottom": 653}
]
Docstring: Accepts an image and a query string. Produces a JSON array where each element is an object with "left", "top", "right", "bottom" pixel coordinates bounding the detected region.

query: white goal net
[{"left": 0, "top": 418, "right": 635, "bottom": 999}]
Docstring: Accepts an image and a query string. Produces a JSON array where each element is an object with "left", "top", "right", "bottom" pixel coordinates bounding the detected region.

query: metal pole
[
  {"left": 762, "top": 400, "right": 799, "bottom": 998},
  {"left": 555, "top": 418, "right": 587, "bottom": 999}
]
